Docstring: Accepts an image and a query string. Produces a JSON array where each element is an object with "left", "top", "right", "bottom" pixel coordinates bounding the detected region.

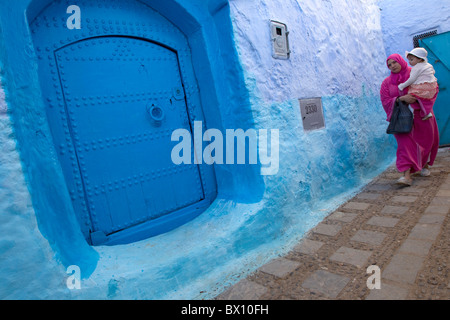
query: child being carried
[{"left": 398, "top": 47, "right": 438, "bottom": 120}]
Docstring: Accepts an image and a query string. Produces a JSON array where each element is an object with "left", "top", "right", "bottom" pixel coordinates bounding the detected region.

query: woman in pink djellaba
[{"left": 380, "top": 53, "right": 440, "bottom": 186}]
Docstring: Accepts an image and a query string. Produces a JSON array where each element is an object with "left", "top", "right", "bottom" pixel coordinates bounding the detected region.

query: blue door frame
[
  {"left": 420, "top": 31, "right": 450, "bottom": 146},
  {"left": 31, "top": 0, "right": 217, "bottom": 245}
]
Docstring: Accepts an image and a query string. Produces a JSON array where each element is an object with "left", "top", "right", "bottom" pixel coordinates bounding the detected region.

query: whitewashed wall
[
  {"left": 230, "top": 0, "right": 386, "bottom": 101},
  {"left": 379, "top": 0, "right": 450, "bottom": 56}
]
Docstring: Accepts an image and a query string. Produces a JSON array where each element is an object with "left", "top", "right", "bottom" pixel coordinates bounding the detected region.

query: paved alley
[{"left": 217, "top": 147, "right": 450, "bottom": 300}]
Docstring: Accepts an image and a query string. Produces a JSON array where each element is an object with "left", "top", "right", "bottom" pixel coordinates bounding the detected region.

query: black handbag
[{"left": 386, "top": 99, "right": 413, "bottom": 134}]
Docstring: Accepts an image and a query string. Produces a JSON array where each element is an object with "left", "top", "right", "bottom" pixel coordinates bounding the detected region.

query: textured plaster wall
[
  {"left": 228, "top": 0, "right": 395, "bottom": 215},
  {"left": 0, "top": 0, "right": 397, "bottom": 299},
  {"left": 378, "top": 0, "right": 450, "bottom": 56},
  {"left": 0, "top": 77, "right": 68, "bottom": 299}
]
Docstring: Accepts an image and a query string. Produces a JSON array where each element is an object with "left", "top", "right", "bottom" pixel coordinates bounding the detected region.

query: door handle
[{"left": 147, "top": 104, "right": 165, "bottom": 122}]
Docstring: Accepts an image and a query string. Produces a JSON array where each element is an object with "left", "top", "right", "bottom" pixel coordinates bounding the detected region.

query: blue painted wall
[
  {"left": 0, "top": 0, "right": 396, "bottom": 299},
  {"left": 379, "top": 0, "right": 450, "bottom": 57}
]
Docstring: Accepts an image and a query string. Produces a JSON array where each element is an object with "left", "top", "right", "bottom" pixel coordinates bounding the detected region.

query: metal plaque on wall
[{"left": 299, "top": 97, "right": 325, "bottom": 132}]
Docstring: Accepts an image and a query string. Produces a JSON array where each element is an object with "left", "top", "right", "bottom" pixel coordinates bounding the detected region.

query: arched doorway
[{"left": 30, "top": 0, "right": 217, "bottom": 245}]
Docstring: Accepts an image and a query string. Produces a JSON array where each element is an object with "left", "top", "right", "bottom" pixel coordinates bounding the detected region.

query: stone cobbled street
[{"left": 217, "top": 147, "right": 450, "bottom": 300}]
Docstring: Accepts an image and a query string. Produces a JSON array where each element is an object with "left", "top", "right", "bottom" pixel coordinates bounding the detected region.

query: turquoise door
[
  {"left": 420, "top": 32, "right": 450, "bottom": 146},
  {"left": 30, "top": 1, "right": 217, "bottom": 245}
]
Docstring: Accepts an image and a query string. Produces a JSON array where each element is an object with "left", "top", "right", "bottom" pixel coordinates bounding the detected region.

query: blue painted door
[
  {"left": 30, "top": 1, "right": 217, "bottom": 245},
  {"left": 420, "top": 32, "right": 450, "bottom": 145}
]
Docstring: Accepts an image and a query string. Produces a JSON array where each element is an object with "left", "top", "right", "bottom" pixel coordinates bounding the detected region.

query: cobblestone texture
[{"left": 216, "top": 148, "right": 450, "bottom": 300}]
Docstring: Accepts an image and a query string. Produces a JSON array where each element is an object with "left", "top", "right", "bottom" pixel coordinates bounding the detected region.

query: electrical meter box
[
  {"left": 270, "top": 20, "right": 290, "bottom": 59},
  {"left": 299, "top": 98, "right": 326, "bottom": 132}
]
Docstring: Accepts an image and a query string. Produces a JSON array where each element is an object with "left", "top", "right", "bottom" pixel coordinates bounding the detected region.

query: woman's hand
[{"left": 399, "top": 94, "right": 417, "bottom": 104}]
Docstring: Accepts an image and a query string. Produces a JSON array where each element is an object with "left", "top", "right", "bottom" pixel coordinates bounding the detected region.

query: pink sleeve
[{"left": 380, "top": 78, "right": 397, "bottom": 122}]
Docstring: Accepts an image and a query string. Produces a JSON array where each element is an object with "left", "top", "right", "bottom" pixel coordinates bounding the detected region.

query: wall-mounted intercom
[{"left": 270, "top": 20, "right": 290, "bottom": 59}]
